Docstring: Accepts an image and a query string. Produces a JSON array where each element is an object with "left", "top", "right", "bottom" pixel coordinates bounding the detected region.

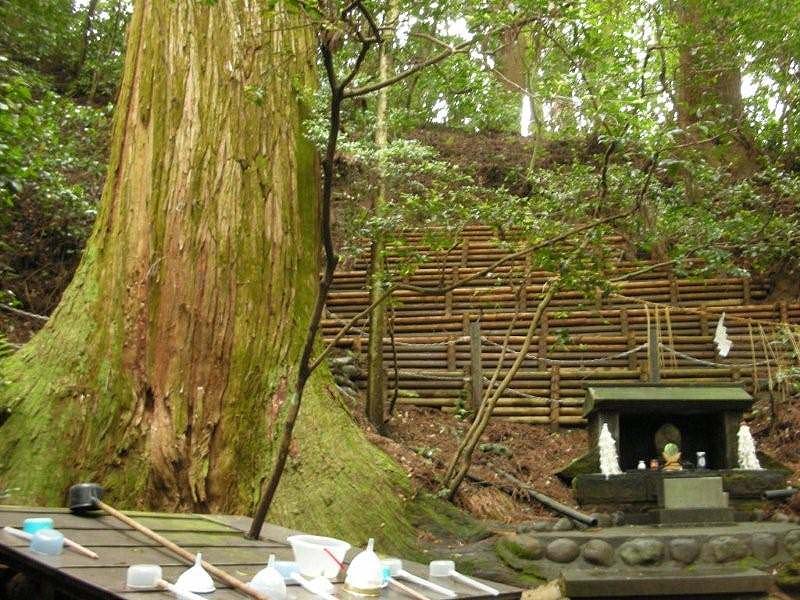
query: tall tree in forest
[
  {"left": 0, "top": 0, "right": 418, "bottom": 546},
  {"left": 365, "top": 2, "right": 399, "bottom": 433},
  {"left": 672, "top": 0, "right": 758, "bottom": 176}
]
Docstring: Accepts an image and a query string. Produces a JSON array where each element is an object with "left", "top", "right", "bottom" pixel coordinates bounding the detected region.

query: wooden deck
[{"left": 0, "top": 506, "right": 522, "bottom": 600}]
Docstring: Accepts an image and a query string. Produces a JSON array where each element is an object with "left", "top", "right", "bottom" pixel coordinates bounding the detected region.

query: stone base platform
[
  {"left": 657, "top": 507, "right": 735, "bottom": 525},
  {"left": 573, "top": 469, "right": 788, "bottom": 507},
  {"left": 495, "top": 522, "right": 800, "bottom": 598},
  {"left": 564, "top": 567, "right": 771, "bottom": 598}
]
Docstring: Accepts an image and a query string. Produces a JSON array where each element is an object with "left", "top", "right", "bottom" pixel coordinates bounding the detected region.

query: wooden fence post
[
  {"left": 469, "top": 320, "right": 482, "bottom": 414},
  {"left": 648, "top": 322, "right": 661, "bottom": 383},
  {"left": 620, "top": 309, "right": 638, "bottom": 369},
  {"left": 538, "top": 312, "right": 549, "bottom": 369},
  {"left": 462, "top": 364, "right": 471, "bottom": 413},
  {"left": 780, "top": 301, "right": 789, "bottom": 323},
  {"left": 381, "top": 367, "right": 388, "bottom": 420},
  {"left": 550, "top": 366, "right": 561, "bottom": 430},
  {"left": 669, "top": 274, "right": 679, "bottom": 304},
  {"left": 446, "top": 340, "right": 457, "bottom": 371},
  {"left": 699, "top": 311, "right": 709, "bottom": 337}
]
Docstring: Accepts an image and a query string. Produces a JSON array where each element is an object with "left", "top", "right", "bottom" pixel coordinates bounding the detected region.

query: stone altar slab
[{"left": 662, "top": 476, "right": 728, "bottom": 509}]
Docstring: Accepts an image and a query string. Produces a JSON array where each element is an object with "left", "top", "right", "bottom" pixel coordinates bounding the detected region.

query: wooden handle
[
  {"left": 389, "top": 577, "right": 432, "bottom": 600},
  {"left": 157, "top": 578, "right": 209, "bottom": 600},
  {"left": 4, "top": 526, "right": 98, "bottom": 559},
  {"left": 96, "top": 500, "right": 269, "bottom": 600},
  {"left": 62, "top": 536, "right": 99, "bottom": 559}
]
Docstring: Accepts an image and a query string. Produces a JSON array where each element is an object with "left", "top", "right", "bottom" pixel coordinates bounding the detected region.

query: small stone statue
[{"left": 661, "top": 442, "right": 683, "bottom": 471}]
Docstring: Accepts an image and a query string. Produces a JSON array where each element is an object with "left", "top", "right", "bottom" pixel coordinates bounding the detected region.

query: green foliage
[
  {"left": 2, "top": 0, "right": 799, "bottom": 320},
  {"left": 303, "top": 0, "right": 798, "bottom": 311},
  {"left": 328, "top": 133, "right": 528, "bottom": 271},
  {"left": 0, "top": 0, "right": 131, "bottom": 103},
  {"left": 0, "top": 57, "right": 109, "bottom": 310},
  {"left": 662, "top": 170, "right": 800, "bottom": 275},
  {"left": 388, "top": 53, "right": 519, "bottom": 132},
  {"left": 0, "top": 57, "right": 32, "bottom": 208},
  {"left": 0, "top": 0, "right": 76, "bottom": 77},
  {"left": 0, "top": 1, "right": 125, "bottom": 314}
]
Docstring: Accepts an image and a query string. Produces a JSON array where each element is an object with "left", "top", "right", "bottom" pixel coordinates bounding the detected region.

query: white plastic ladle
[
  {"left": 428, "top": 560, "right": 500, "bottom": 596},
  {"left": 383, "top": 558, "right": 457, "bottom": 597},
  {"left": 291, "top": 571, "right": 338, "bottom": 600},
  {"left": 126, "top": 564, "right": 207, "bottom": 600}
]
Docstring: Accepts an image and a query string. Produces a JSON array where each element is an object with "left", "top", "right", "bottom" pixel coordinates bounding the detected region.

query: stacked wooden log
[{"left": 323, "top": 226, "right": 800, "bottom": 426}]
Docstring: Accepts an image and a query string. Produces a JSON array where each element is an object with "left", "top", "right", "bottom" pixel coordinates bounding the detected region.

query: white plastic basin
[{"left": 287, "top": 534, "right": 351, "bottom": 578}]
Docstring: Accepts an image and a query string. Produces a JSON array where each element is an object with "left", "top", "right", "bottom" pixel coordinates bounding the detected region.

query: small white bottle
[
  {"left": 696, "top": 452, "right": 707, "bottom": 469},
  {"left": 637, "top": 460, "right": 646, "bottom": 470}
]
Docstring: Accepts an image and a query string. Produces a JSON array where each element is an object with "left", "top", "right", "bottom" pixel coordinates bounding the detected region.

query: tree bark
[
  {"left": 0, "top": 0, "right": 416, "bottom": 545},
  {"left": 673, "top": 0, "right": 758, "bottom": 177},
  {"left": 366, "top": 2, "right": 399, "bottom": 434},
  {"left": 496, "top": 24, "right": 532, "bottom": 137}
]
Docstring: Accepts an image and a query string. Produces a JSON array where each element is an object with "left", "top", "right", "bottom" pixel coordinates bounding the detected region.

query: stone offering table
[{"left": 574, "top": 469, "right": 788, "bottom": 510}]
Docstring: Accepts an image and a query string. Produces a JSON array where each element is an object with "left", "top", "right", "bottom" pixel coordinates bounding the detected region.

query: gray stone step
[{"left": 564, "top": 567, "right": 772, "bottom": 597}]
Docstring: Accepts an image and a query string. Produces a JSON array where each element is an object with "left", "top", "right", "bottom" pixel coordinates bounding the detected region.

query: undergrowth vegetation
[
  {"left": 0, "top": 0, "right": 125, "bottom": 315},
  {"left": 0, "top": 58, "right": 109, "bottom": 312}
]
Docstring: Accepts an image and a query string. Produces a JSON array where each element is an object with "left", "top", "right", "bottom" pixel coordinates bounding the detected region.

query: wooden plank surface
[{"left": 0, "top": 506, "right": 521, "bottom": 600}]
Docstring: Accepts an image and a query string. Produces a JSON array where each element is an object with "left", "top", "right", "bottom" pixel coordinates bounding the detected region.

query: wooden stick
[
  {"left": 94, "top": 501, "right": 268, "bottom": 600},
  {"left": 3, "top": 526, "right": 99, "bottom": 559},
  {"left": 388, "top": 577, "right": 433, "bottom": 600}
]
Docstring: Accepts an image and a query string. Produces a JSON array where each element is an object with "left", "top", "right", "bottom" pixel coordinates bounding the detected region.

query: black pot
[{"left": 68, "top": 483, "right": 103, "bottom": 513}]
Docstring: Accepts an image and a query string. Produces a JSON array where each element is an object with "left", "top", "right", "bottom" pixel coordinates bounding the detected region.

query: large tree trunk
[
  {"left": 673, "top": 0, "right": 758, "bottom": 177},
  {"left": 0, "top": 0, "right": 415, "bottom": 546}
]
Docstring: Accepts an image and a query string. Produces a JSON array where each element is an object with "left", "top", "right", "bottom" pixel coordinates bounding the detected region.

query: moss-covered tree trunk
[{"left": 0, "top": 0, "right": 417, "bottom": 547}]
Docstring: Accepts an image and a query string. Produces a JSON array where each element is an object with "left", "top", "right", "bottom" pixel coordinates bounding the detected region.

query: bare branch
[
  {"left": 610, "top": 256, "right": 684, "bottom": 282},
  {"left": 340, "top": 39, "right": 373, "bottom": 91},
  {"left": 248, "top": 33, "right": 344, "bottom": 540},
  {"left": 310, "top": 287, "right": 393, "bottom": 372},
  {"left": 442, "top": 280, "right": 559, "bottom": 499},
  {"left": 0, "top": 303, "right": 49, "bottom": 322},
  {"left": 343, "top": 17, "right": 539, "bottom": 98},
  {"left": 353, "top": 1, "right": 382, "bottom": 43}
]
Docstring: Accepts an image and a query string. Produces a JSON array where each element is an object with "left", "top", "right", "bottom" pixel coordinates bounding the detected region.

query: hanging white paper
[{"left": 713, "top": 312, "right": 732, "bottom": 357}]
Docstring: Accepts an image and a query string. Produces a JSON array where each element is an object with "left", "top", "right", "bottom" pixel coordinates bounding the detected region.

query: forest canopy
[{"left": 2, "top": 0, "right": 799, "bottom": 323}]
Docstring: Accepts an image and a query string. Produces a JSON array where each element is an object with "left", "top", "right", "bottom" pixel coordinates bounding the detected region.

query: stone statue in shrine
[{"left": 662, "top": 442, "right": 683, "bottom": 471}]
